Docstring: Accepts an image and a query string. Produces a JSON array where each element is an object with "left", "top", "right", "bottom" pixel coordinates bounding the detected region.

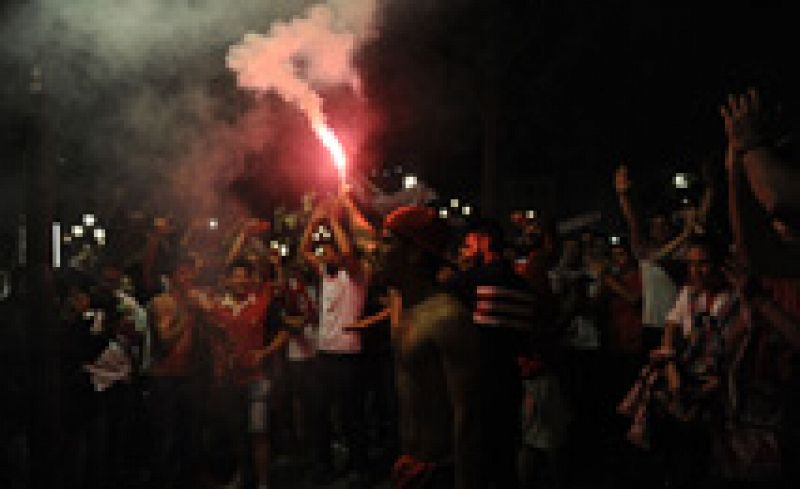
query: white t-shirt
[
  {"left": 318, "top": 268, "right": 365, "bottom": 354},
  {"left": 640, "top": 259, "right": 678, "bottom": 329},
  {"left": 665, "top": 286, "right": 732, "bottom": 338}
]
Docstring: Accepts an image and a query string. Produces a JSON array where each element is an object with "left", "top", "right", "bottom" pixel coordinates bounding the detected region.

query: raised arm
[
  {"left": 721, "top": 89, "right": 800, "bottom": 275},
  {"left": 721, "top": 89, "right": 800, "bottom": 220},
  {"left": 225, "top": 228, "right": 248, "bottom": 266},
  {"left": 614, "top": 165, "right": 646, "bottom": 256},
  {"left": 142, "top": 217, "right": 171, "bottom": 293},
  {"left": 328, "top": 200, "right": 353, "bottom": 257},
  {"left": 328, "top": 197, "right": 367, "bottom": 280},
  {"left": 225, "top": 218, "right": 271, "bottom": 266},
  {"left": 340, "top": 185, "right": 376, "bottom": 239},
  {"left": 300, "top": 201, "right": 327, "bottom": 275},
  {"left": 697, "top": 159, "right": 716, "bottom": 227},
  {"left": 647, "top": 208, "right": 695, "bottom": 262}
]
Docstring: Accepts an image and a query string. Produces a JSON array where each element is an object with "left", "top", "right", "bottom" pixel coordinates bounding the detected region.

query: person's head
[
  {"left": 380, "top": 206, "right": 451, "bottom": 287},
  {"left": 685, "top": 238, "right": 720, "bottom": 290},
  {"left": 226, "top": 259, "right": 256, "bottom": 299},
  {"left": 98, "top": 261, "right": 123, "bottom": 292},
  {"left": 317, "top": 237, "right": 342, "bottom": 269},
  {"left": 649, "top": 213, "right": 673, "bottom": 245},
  {"left": 67, "top": 285, "right": 91, "bottom": 316},
  {"left": 457, "top": 240, "right": 477, "bottom": 271},
  {"left": 170, "top": 256, "right": 197, "bottom": 293},
  {"left": 609, "top": 242, "right": 633, "bottom": 271},
  {"left": 436, "top": 263, "right": 457, "bottom": 285},
  {"left": 461, "top": 219, "right": 504, "bottom": 265},
  {"left": 560, "top": 235, "right": 582, "bottom": 267}
]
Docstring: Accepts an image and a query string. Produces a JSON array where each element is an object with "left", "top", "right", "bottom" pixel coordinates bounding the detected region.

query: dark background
[{"left": 1, "top": 0, "right": 798, "bottom": 234}]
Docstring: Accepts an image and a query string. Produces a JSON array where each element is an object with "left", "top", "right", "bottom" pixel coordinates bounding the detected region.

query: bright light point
[
  {"left": 312, "top": 232, "right": 320, "bottom": 241},
  {"left": 313, "top": 122, "right": 346, "bottom": 179},
  {"left": 462, "top": 206, "right": 472, "bottom": 216},
  {"left": 610, "top": 236, "right": 621, "bottom": 245},
  {"left": 439, "top": 208, "right": 449, "bottom": 219},
  {"left": 270, "top": 240, "right": 280, "bottom": 249},
  {"left": 63, "top": 235, "right": 72, "bottom": 243},
  {"left": 279, "top": 244, "right": 290, "bottom": 257},
  {"left": 97, "top": 238, "right": 106, "bottom": 246},
  {"left": 93, "top": 228, "right": 106, "bottom": 240},
  {"left": 526, "top": 210, "right": 537, "bottom": 219},
  {"left": 72, "top": 225, "right": 84, "bottom": 238},
  {"left": 83, "top": 214, "right": 96, "bottom": 227},
  {"left": 682, "top": 197, "right": 690, "bottom": 204},
  {"left": 403, "top": 174, "right": 418, "bottom": 190},
  {"left": 674, "top": 173, "right": 689, "bottom": 189},
  {"left": 314, "top": 246, "right": 324, "bottom": 256},
  {"left": 450, "top": 199, "right": 460, "bottom": 208},
  {"left": 208, "top": 218, "right": 219, "bottom": 230}
]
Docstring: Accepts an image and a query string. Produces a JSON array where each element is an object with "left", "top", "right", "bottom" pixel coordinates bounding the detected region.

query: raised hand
[
  {"left": 152, "top": 216, "right": 171, "bottom": 235},
  {"left": 614, "top": 165, "right": 632, "bottom": 194},
  {"left": 720, "top": 88, "right": 773, "bottom": 154}
]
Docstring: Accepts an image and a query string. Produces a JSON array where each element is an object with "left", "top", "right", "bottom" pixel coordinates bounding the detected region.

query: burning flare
[{"left": 313, "top": 120, "right": 347, "bottom": 179}]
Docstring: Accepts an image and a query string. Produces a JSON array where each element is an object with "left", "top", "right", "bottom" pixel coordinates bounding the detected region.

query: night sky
[
  {"left": 362, "top": 0, "right": 799, "bottom": 220},
  {"left": 1, "top": 0, "right": 798, "bottom": 231}
]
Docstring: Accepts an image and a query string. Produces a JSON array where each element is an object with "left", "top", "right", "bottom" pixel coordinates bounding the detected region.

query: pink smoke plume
[{"left": 226, "top": 1, "right": 376, "bottom": 179}]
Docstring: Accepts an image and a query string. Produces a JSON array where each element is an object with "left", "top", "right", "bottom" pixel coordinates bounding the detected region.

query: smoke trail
[
  {"left": 226, "top": 0, "right": 378, "bottom": 173},
  {"left": 0, "top": 1, "right": 320, "bottom": 216}
]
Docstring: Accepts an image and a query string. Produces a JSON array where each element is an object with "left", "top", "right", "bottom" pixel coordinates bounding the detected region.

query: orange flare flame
[{"left": 313, "top": 121, "right": 346, "bottom": 180}]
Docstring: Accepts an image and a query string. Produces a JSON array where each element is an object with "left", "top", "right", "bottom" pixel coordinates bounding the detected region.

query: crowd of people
[{"left": 2, "top": 89, "right": 798, "bottom": 489}]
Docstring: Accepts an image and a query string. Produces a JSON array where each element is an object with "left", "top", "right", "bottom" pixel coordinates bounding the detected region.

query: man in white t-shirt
[
  {"left": 614, "top": 164, "right": 714, "bottom": 351},
  {"left": 300, "top": 195, "right": 370, "bottom": 486}
]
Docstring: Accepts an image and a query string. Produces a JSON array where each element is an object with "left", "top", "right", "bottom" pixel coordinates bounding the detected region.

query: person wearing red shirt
[
  {"left": 601, "top": 241, "right": 644, "bottom": 362},
  {"left": 206, "top": 260, "right": 288, "bottom": 489}
]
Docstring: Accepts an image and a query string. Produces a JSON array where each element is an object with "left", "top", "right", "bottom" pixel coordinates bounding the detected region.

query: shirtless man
[{"left": 380, "top": 206, "right": 481, "bottom": 489}]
